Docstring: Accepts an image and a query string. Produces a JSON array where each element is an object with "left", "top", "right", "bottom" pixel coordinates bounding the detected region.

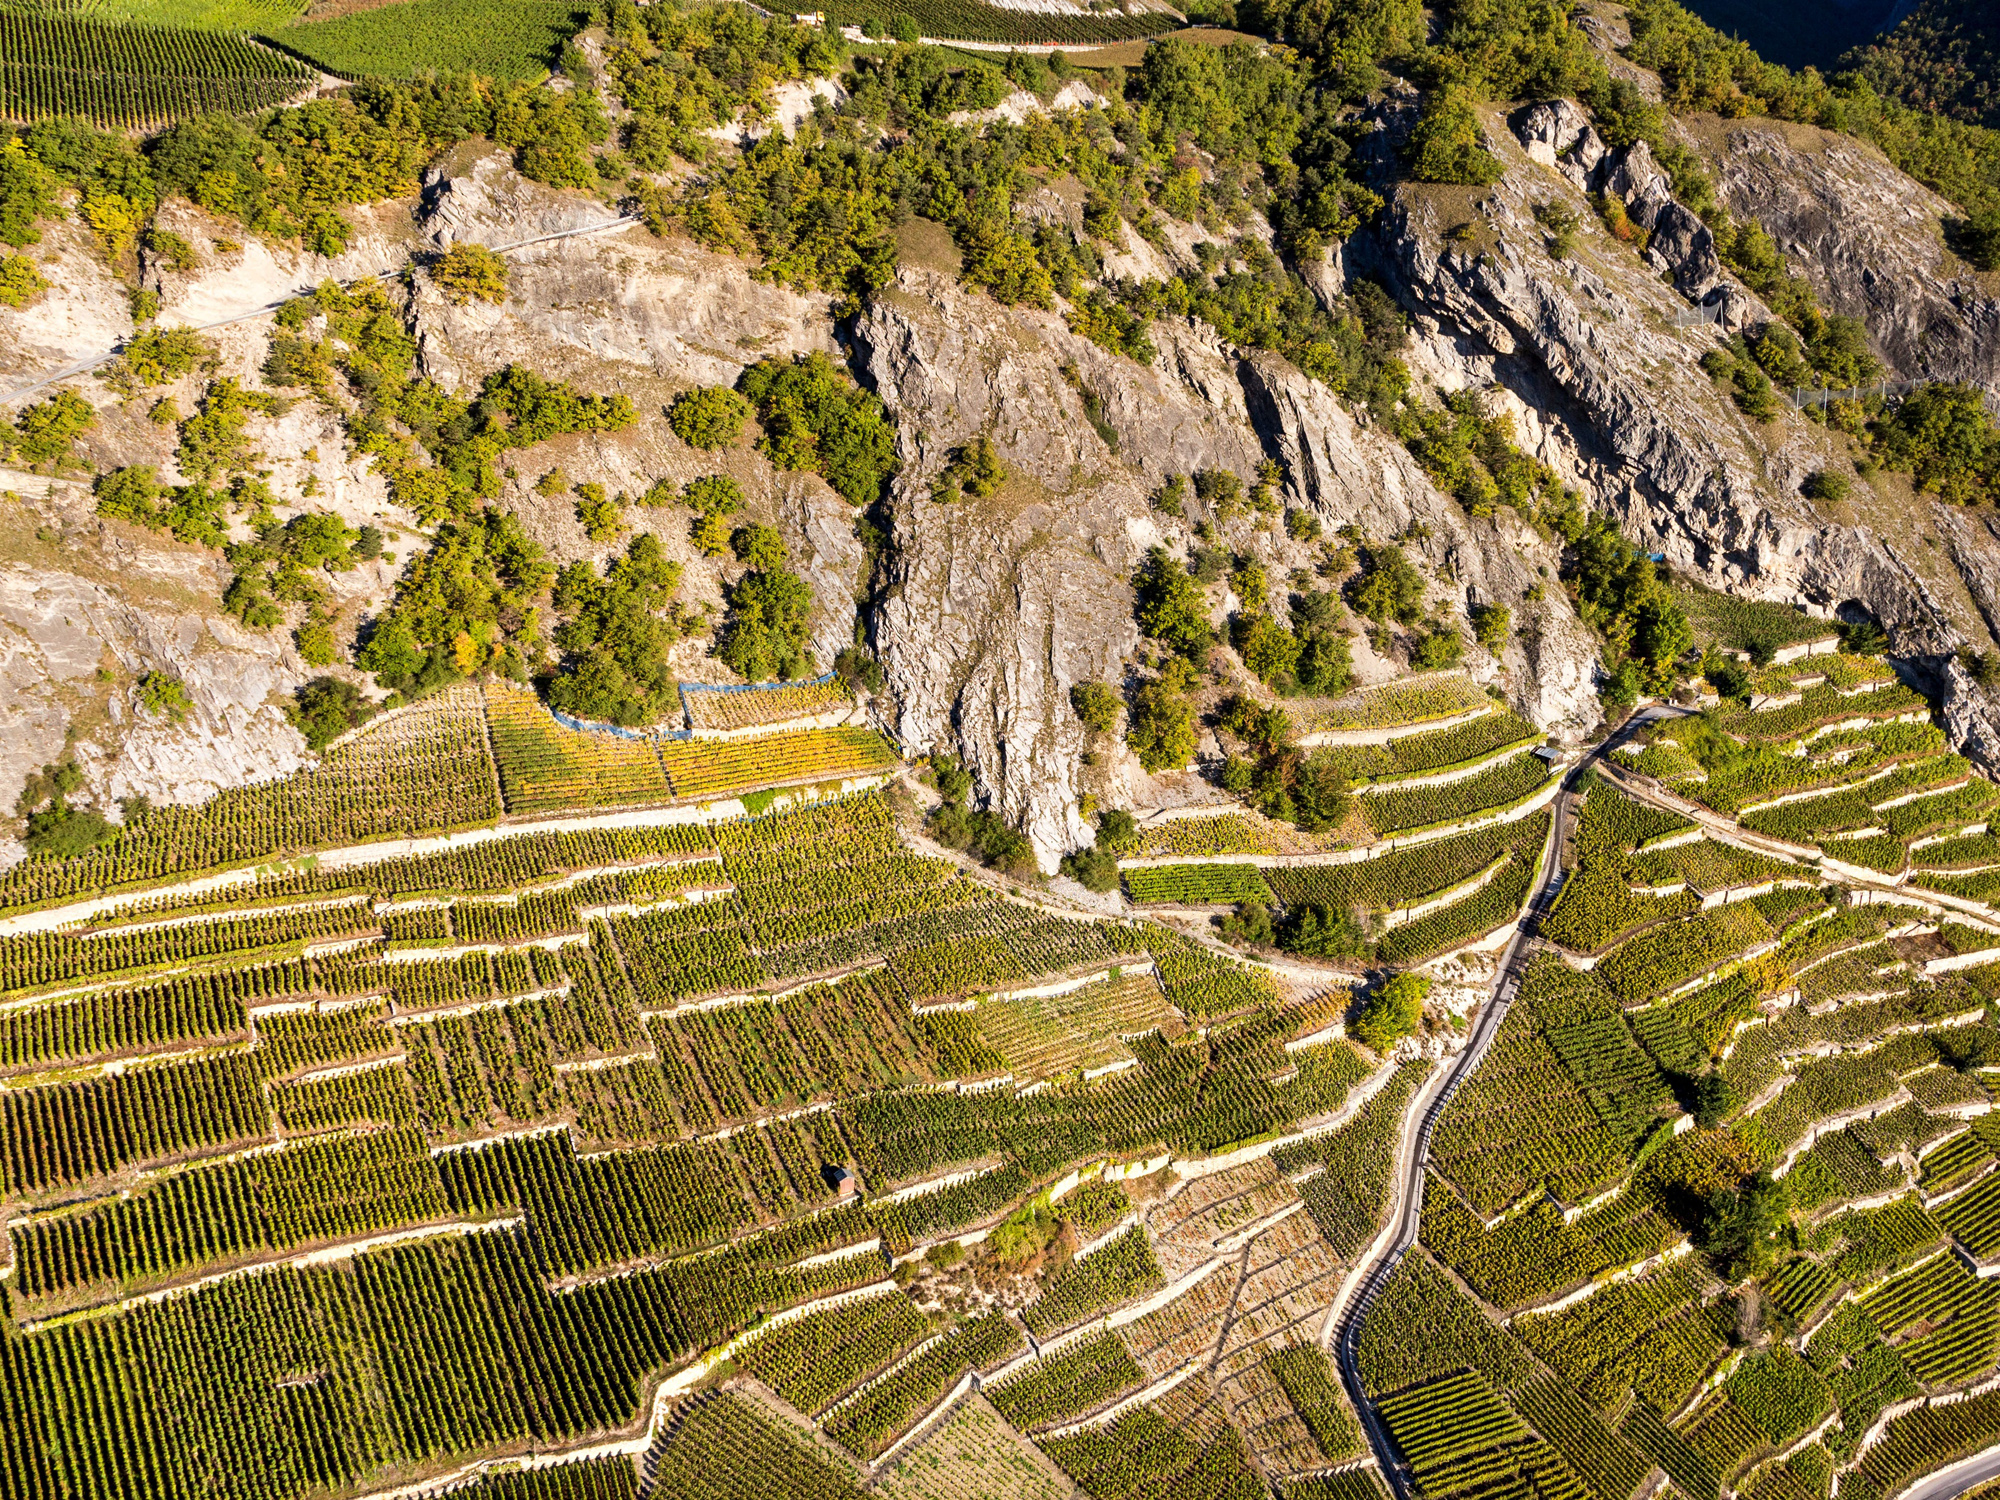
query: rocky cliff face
[
  {"left": 853, "top": 263, "right": 1601, "bottom": 867},
  {"left": 19, "top": 85, "right": 2000, "bottom": 870},
  {"left": 1352, "top": 95, "right": 2000, "bottom": 769},
  {"left": 1696, "top": 120, "right": 2000, "bottom": 390}
]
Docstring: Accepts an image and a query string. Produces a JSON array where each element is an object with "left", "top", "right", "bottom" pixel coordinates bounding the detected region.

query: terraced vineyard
[
  {"left": 0, "top": 691, "right": 1419, "bottom": 1500},
  {"left": 5, "top": 628, "right": 2000, "bottom": 1500}
]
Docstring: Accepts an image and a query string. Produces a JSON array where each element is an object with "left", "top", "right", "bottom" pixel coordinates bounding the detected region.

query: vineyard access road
[
  {"left": 0, "top": 214, "right": 642, "bottom": 409},
  {"left": 1329, "top": 713, "right": 1647, "bottom": 1499}
]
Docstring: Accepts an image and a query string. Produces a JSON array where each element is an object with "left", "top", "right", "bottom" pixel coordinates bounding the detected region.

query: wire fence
[{"left": 1670, "top": 301, "right": 1725, "bottom": 328}]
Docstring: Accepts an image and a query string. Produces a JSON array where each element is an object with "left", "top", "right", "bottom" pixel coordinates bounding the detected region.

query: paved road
[
  {"left": 1331, "top": 715, "right": 1648, "bottom": 1497},
  {"left": 0, "top": 214, "right": 641, "bottom": 409},
  {"left": 1898, "top": 1446, "right": 2000, "bottom": 1500}
]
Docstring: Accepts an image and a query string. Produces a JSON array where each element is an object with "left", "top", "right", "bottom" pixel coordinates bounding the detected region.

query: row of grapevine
[{"left": 0, "top": 8, "right": 312, "bottom": 127}]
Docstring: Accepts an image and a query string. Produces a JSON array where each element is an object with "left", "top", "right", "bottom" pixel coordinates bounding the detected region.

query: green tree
[
  {"left": 1353, "top": 971, "right": 1426, "bottom": 1052},
  {"left": 1701, "top": 1171, "right": 1790, "bottom": 1281},
  {"left": 738, "top": 352, "right": 899, "bottom": 506},
  {"left": 1126, "top": 673, "right": 1197, "bottom": 772},
  {"left": 730, "top": 523, "right": 787, "bottom": 571},
  {"left": 433, "top": 241, "right": 509, "bottom": 305},
  {"left": 1408, "top": 88, "right": 1504, "bottom": 186},
  {"left": 668, "top": 386, "right": 750, "bottom": 450},
  {"left": 0, "top": 254, "right": 44, "bottom": 308},
  {"left": 1280, "top": 904, "right": 1369, "bottom": 959},
  {"left": 1135, "top": 547, "right": 1214, "bottom": 657},
  {"left": 288, "top": 675, "right": 372, "bottom": 751},
  {"left": 1059, "top": 844, "right": 1120, "bottom": 891},
  {"left": 16, "top": 757, "right": 114, "bottom": 859},
  {"left": 548, "top": 532, "right": 689, "bottom": 726},
  {"left": 296, "top": 619, "right": 341, "bottom": 667},
  {"left": 1349, "top": 544, "right": 1426, "bottom": 625},
  {"left": 14, "top": 387, "right": 94, "bottom": 466},
  {"left": 1472, "top": 603, "right": 1511, "bottom": 653},
  {"left": 138, "top": 671, "right": 191, "bottom": 722},
  {"left": 718, "top": 566, "right": 814, "bottom": 682},
  {"left": 1235, "top": 613, "right": 1302, "bottom": 688},
  {"left": 1070, "top": 680, "right": 1121, "bottom": 734},
  {"left": 575, "top": 483, "right": 624, "bottom": 543}
]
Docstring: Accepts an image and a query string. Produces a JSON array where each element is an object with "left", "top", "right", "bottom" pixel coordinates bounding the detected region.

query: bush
[
  {"left": 931, "top": 435, "right": 1007, "bottom": 502},
  {"left": 1349, "top": 544, "right": 1425, "bottom": 625},
  {"left": 138, "top": 671, "right": 191, "bottom": 722},
  {"left": 1126, "top": 673, "right": 1198, "bottom": 773},
  {"left": 738, "top": 352, "right": 899, "bottom": 506},
  {"left": 574, "top": 483, "right": 624, "bottom": 543},
  {"left": 835, "top": 644, "right": 884, "bottom": 693},
  {"left": 1234, "top": 612, "right": 1301, "bottom": 688},
  {"left": 717, "top": 566, "right": 814, "bottom": 682},
  {"left": 1135, "top": 547, "right": 1214, "bottom": 657},
  {"left": 1280, "top": 904, "right": 1369, "bottom": 959},
  {"left": 1873, "top": 382, "right": 2000, "bottom": 504},
  {"left": 1472, "top": 602, "right": 1511, "bottom": 652},
  {"left": 1412, "top": 626, "right": 1464, "bottom": 670},
  {"left": 1071, "top": 680, "right": 1121, "bottom": 734},
  {"left": 16, "top": 758, "right": 115, "bottom": 859},
  {"left": 1800, "top": 467, "right": 1850, "bottom": 502},
  {"left": 730, "top": 523, "right": 787, "bottom": 571},
  {"left": 549, "top": 532, "right": 689, "bottom": 727},
  {"left": 1285, "top": 507, "right": 1322, "bottom": 541},
  {"left": 668, "top": 385, "right": 750, "bottom": 450},
  {"left": 13, "top": 387, "right": 94, "bottom": 465},
  {"left": 0, "top": 253, "right": 45, "bottom": 308},
  {"left": 433, "top": 241, "right": 509, "bottom": 305},
  {"left": 1353, "top": 972, "right": 1426, "bottom": 1052},
  {"left": 287, "top": 675, "right": 372, "bottom": 751},
  {"left": 1220, "top": 901, "right": 1274, "bottom": 945},
  {"left": 1059, "top": 845, "right": 1120, "bottom": 891},
  {"left": 296, "top": 620, "right": 341, "bottom": 667},
  {"left": 1408, "top": 88, "right": 1504, "bottom": 186}
]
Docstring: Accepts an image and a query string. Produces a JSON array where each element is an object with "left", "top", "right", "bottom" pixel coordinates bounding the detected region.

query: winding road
[
  {"left": 1329, "top": 705, "right": 2000, "bottom": 1500},
  {"left": 1329, "top": 714, "right": 1649, "bottom": 1498}
]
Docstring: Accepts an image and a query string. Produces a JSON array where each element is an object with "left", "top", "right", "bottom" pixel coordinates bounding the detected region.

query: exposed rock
[
  {"left": 856, "top": 261, "right": 1601, "bottom": 870},
  {"left": 420, "top": 148, "right": 627, "bottom": 249},
  {"left": 1379, "top": 107, "right": 2000, "bottom": 747},
  {"left": 1698, "top": 121, "right": 2000, "bottom": 389},
  {"left": 1645, "top": 202, "right": 1721, "bottom": 299},
  {"left": 1515, "top": 100, "right": 1605, "bottom": 190}
]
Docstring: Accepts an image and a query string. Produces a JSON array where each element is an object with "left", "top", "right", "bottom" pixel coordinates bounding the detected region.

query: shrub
[
  {"left": 1350, "top": 544, "right": 1425, "bottom": 625},
  {"left": 738, "top": 352, "right": 899, "bottom": 506},
  {"left": 1059, "top": 845, "right": 1120, "bottom": 891},
  {"left": 931, "top": 435, "right": 1007, "bottom": 502},
  {"left": 575, "top": 484, "right": 624, "bottom": 543},
  {"left": 433, "top": 241, "right": 509, "bottom": 305},
  {"left": 718, "top": 567, "right": 814, "bottom": 682},
  {"left": 1353, "top": 972, "right": 1426, "bottom": 1051},
  {"left": 549, "top": 532, "right": 689, "bottom": 726},
  {"left": 13, "top": 387, "right": 94, "bottom": 465},
  {"left": 1071, "top": 680, "right": 1121, "bottom": 734},
  {"left": 730, "top": 523, "right": 786, "bottom": 571},
  {"left": 1135, "top": 547, "right": 1214, "bottom": 657},
  {"left": 1413, "top": 626, "right": 1464, "bottom": 670},
  {"left": 138, "top": 671, "right": 191, "bottom": 722},
  {"left": 295, "top": 620, "right": 341, "bottom": 667},
  {"left": 1127, "top": 674, "right": 1197, "bottom": 773},
  {"left": 288, "top": 675, "right": 372, "bottom": 751},
  {"left": 0, "top": 253, "right": 45, "bottom": 308},
  {"left": 668, "top": 385, "right": 750, "bottom": 450},
  {"left": 1408, "top": 88, "right": 1504, "bottom": 186}
]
